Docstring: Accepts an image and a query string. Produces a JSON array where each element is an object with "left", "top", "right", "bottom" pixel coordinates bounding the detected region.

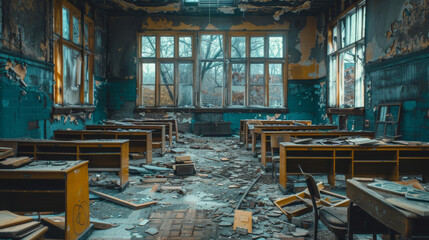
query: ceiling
[{"left": 90, "top": 0, "right": 335, "bottom": 17}]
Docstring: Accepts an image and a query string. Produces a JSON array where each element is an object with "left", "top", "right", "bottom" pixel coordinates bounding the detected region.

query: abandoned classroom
[{"left": 0, "top": 0, "right": 428, "bottom": 239}]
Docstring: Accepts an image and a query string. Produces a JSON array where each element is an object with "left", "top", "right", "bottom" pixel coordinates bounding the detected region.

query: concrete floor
[{"left": 87, "top": 133, "right": 420, "bottom": 240}]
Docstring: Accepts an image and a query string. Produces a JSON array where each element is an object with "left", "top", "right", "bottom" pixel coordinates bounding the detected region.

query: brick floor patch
[{"left": 145, "top": 209, "right": 217, "bottom": 239}]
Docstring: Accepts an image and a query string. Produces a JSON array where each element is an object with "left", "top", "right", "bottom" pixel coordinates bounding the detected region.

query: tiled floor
[{"left": 146, "top": 209, "right": 217, "bottom": 239}]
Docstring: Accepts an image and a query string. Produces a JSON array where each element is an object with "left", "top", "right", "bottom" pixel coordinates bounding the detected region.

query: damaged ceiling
[{"left": 90, "top": 0, "right": 335, "bottom": 17}]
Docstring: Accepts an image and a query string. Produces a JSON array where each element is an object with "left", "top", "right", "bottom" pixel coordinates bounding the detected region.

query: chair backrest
[
  {"left": 300, "top": 166, "right": 321, "bottom": 215},
  {"left": 270, "top": 134, "right": 291, "bottom": 155}
]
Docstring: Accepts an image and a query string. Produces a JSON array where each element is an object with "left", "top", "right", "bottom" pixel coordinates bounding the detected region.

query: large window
[
  {"left": 137, "top": 31, "right": 286, "bottom": 108},
  {"left": 54, "top": 0, "right": 94, "bottom": 105},
  {"left": 328, "top": 2, "right": 365, "bottom": 108},
  {"left": 138, "top": 33, "right": 195, "bottom": 107},
  {"left": 229, "top": 34, "right": 285, "bottom": 107}
]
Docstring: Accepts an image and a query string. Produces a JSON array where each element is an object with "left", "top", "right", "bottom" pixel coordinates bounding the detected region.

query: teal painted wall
[{"left": 0, "top": 53, "right": 109, "bottom": 139}]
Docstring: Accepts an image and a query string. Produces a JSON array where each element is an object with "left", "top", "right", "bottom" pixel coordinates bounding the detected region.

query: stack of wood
[
  {"left": 173, "top": 155, "right": 195, "bottom": 176},
  {"left": 0, "top": 147, "right": 32, "bottom": 169},
  {"left": 0, "top": 211, "right": 48, "bottom": 239}
]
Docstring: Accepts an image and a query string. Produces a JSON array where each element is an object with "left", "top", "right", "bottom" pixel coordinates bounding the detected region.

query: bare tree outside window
[{"left": 200, "top": 34, "right": 224, "bottom": 107}]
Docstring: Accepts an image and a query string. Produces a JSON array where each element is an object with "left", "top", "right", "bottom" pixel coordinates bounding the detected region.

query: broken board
[
  {"left": 386, "top": 197, "right": 429, "bottom": 216},
  {"left": 233, "top": 210, "right": 252, "bottom": 234},
  {"left": 405, "top": 189, "right": 429, "bottom": 202},
  {"left": 0, "top": 221, "right": 40, "bottom": 238},
  {"left": 0, "top": 147, "right": 14, "bottom": 160},
  {"left": 0, "top": 157, "right": 32, "bottom": 168},
  {"left": 0, "top": 211, "right": 33, "bottom": 229},
  {"left": 367, "top": 181, "right": 412, "bottom": 196},
  {"left": 89, "top": 189, "right": 157, "bottom": 210}
]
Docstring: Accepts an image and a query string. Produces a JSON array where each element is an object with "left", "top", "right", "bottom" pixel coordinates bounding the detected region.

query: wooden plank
[
  {"left": 0, "top": 211, "right": 33, "bottom": 229},
  {"left": 0, "top": 147, "right": 14, "bottom": 160},
  {"left": 233, "top": 210, "right": 252, "bottom": 234},
  {"left": 89, "top": 189, "right": 157, "bottom": 210},
  {"left": 0, "top": 221, "right": 40, "bottom": 238},
  {"left": 141, "top": 178, "right": 168, "bottom": 183},
  {"left": 21, "top": 225, "right": 48, "bottom": 240},
  {"left": 0, "top": 157, "right": 32, "bottom": 168},
  {"left": 386, "top": 197, "right": 429, "bottom": 216}
]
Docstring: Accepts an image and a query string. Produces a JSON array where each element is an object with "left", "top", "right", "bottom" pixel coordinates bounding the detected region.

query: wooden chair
[
  {"left": 301, "top": 167, "right": 348, "bottom": 240},
  {"left": 271, "top": 134, "right": 290, "bottom": 180}
]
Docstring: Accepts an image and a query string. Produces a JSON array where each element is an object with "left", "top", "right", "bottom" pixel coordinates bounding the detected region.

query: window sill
[
  {"left": 135, "top": 107, "right": 288, "bottom": 114},
  {"left": 327, "top": 107, "right": 365, "bottom": 116},
  {"left": 52, "top": 105, "right": 96, "bottom": 115}
]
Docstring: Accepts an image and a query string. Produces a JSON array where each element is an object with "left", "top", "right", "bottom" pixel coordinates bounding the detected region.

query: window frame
[
  {"left": 327, "top": 1, "right": 366, "bottom": 109},
  {"left": 53, "top": 0, "right": 94, "bottom": 106},
  {"left": 228, "top": 31, "right": 287, "bottom": 108},
  {"left": 137, "top": 31, "right": 197, "bottom": 107},
  {"left": 136, "top": 30, "right": 287, "bottom": 109}
]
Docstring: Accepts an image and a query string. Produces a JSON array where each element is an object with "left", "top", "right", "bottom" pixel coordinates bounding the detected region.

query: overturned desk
[
  {"left": 0, "top": 139, "right": 130, "bottom": 190},
  {"left": 0, "top": 160, "right": 92, "bottom": 240}
]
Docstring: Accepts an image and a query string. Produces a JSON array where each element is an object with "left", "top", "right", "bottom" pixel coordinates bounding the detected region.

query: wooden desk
[
  {"left": 129, "top": 122, "right": 173, "bottom": 147},
  {"left": 347, "top": 179, "right": 429, "bottom": 239},
  {"left": 0, "top": 139, "right": 130, "bottom": 190},
  {"left": 0, "top": 161, "right": 92, "bottom": 240},
  {"left": 86, "top": 125, "right": 166, "bottom": 155},
  {"left": 242, "top": 120, "right": 312, "bottom": 145},
  {"left": 54, "top": 129, "right": 152, "bottom": 164},
  {"left": 121, "top": 118, "right": 179, "bottom": 140},
  {"left": 248, "top": 124, "right": 337, "bottom": 149},
  {"left": 258, "top": 131, "right": 375, "bottom": 167},
  {"left": 278, "top": 143, "right": 429, "bottom": 192}
]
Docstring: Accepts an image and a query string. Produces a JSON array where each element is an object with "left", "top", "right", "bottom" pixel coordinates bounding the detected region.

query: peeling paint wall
[
  {"left": 366, "top": 0, "right": 429, "bottom": 63},
  {"left": 0, "top": 0, "right": 109, "bottom": 138}
]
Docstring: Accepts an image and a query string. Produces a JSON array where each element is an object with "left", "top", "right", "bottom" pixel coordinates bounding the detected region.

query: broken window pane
[
  {"left": 179, "top": 37, "right": 192, "bottom": 58},
  {"left": 200, "top": 61, "right": 223, "bottom": 107},
  {"left": 339, "top": 48, "right": 356, "bottom": 107},
  {"left": 231, "top": 63, "right": 245, "bottom": 106},
  {"left": 141, "top": 36, "right": 156, "bottom": 58},
  {"left": 269, "top": 64, "right": 283, "bottom": 107},
  {"left": 84, "top": 23, "right": 89, "bottom": 49},
  {"left": 160, "top": 36, "right": 174, "bottom": 58},
  {"left": 328, "top": 55, "right": 337, "bottom": 107},
  {"left": 333, "top": 25, "right": 338, "bottom": 52},
  {"left": 142, "top": 63, "right": 155, "bottom": 106},
  {"left": 231, "top": 37, "right": 246, "bottom": 58},
  {"left": 160, "top": 63, "right": 174, "bottom": 106},
  {"left": 63, "top": 45, "right": 81, "bottom": 105},
  {"left": 250, "top": 37, "right": 264, "bottom": 58},
  {"left": 355, "top": 44, "right": 365, "bottom": 107},
  {"left": 269, "top": 36, "right": 283, "bottom": 58},
  {"left": 200, "top": 35, "right": 223, "bottom": 59},
  {"left": 340, "top": 19, "right": 346, "bottom": 48},
  {"left": 62, "top": 7, "right": 69, "bottom": 40},
  {"left": 72, "top": 16, "right": 80, "bottom": 44},
  {"left": 362, "top": 6, "right": 366, "bottom": 38},
  {"left": 249, "top": 63, "right": 264, "bottom": 106},
  {"left": 179, "top": 63, "right": 193, "bottom": 106},
  {"left": 84, "top": 55, "right": 90, "bottom": 104}
]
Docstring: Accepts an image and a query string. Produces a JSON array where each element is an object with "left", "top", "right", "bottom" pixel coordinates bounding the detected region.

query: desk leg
[
  {"left": 66, "top": 164, "right": 90, "bottom": 240},
  {"left": 252, "top": 133, "right": 257, "bottom": 157},
  {"left": 146, "top": 134, "right": 153, "bottom": 164},
  {"left": 261, "top": 134, "right": 266, "bottom": 167},
  {"left": 279, "top": 147, "right": 287, "bottom": 193}
]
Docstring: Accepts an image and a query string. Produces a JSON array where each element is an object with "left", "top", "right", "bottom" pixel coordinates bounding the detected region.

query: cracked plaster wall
[{"left": 0, "top": 0, "right": 109, "bottom": 138}]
